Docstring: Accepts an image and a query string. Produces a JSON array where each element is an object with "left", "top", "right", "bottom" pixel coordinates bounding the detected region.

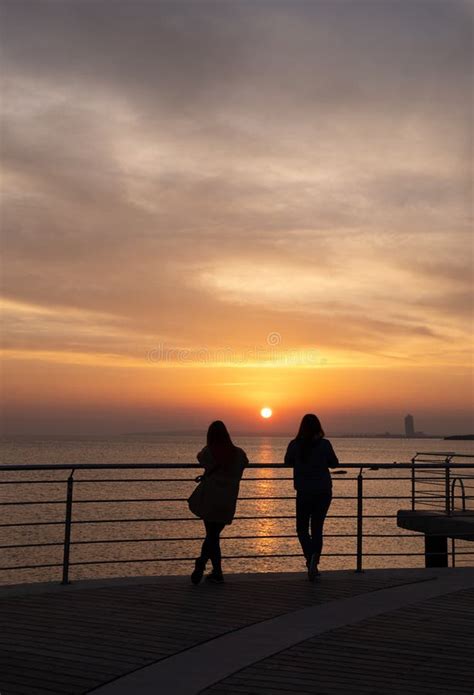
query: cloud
[{"left": 0, "top": 0, "right": 472, "bottom": 373}]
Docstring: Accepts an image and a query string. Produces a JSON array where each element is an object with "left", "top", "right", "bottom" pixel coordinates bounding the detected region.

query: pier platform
[
  {"left": 1, "top": 567, "right": 473, "bottom": 695},
  {"left": 397, "top": 509, "right": 474, "bottom": 541}
]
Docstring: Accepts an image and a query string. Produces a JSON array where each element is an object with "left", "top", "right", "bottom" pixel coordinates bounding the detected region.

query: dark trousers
[
  {"left": 296, "top": 490, "right": 332, "bottom": 564},
  {"left": 200, "top": 521, "right": 226, "bottom": 570}
]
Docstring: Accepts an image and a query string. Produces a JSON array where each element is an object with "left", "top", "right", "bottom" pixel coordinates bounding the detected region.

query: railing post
[
  {"left": 61, "top": 470, "right": 74, "bottom": 585},
  {"left": 411, "top": 456, "right": 416, "bottom": 511},
  {"left": 445, "top": 464, "right": 451, "bottom": 516},
  {"left": 355, "top": 467, "right": 364, "bottom": 573}
]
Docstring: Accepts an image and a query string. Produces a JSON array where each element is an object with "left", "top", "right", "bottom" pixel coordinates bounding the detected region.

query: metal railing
[
  {"left": 409, "top": 453, "right": 474, "bottom": 570},
  {"left": 451, "top": 478, "right": 466, "bottom": 512},
  {"left": 1, "top": 460, "right": 473, "bottom": 585},
  {"left": 411, "top": 452, "right": 474, "bottom": 514}
]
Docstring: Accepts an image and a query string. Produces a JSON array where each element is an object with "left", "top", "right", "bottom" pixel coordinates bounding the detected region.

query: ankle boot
[
  {"left": 206, "top": 569, "right": 224, "bottom": 584},
  {"left": 191, "top": 557, "right": 206, "bottom": 585}
]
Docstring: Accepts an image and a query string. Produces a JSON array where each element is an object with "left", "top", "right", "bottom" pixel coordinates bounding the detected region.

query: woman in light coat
[{"left": 191, "top": 421, "right": 248, "bottom": 584}]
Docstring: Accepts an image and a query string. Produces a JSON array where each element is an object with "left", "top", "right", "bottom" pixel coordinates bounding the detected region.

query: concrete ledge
[{"left": 397, "top": 509, "right": 474, "bottom": 540}]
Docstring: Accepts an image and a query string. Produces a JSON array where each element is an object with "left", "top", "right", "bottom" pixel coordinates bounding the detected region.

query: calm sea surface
[{"left": 1, "top": 435, "right": 473, "bottom": 584}]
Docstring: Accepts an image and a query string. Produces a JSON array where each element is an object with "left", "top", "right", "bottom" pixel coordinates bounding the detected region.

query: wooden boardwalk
[
  {"left": 1, "top": 568, "right": 473, "bottom": 694},
  {"left": 203, "top": 586, "right": 474, "bottom": 695}
]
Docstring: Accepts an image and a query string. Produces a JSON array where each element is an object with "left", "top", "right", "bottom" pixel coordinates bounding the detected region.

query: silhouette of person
[
  {"left": 284, "top": 414, "right": 339, "bottom": 580},
  {"left": 191, "top": 421, "right": 248, "bottom": 584}
]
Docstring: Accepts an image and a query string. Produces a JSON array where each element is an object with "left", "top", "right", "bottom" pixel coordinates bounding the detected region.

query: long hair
[
  {"left": 296, "top": 413, "right": 325, "bottom": 440},
  {"left": 207, "top": 420, "right": 233, "bottom": 447},
  {"left": 207, "top": 420, "right": 235, "bottom": 464}
]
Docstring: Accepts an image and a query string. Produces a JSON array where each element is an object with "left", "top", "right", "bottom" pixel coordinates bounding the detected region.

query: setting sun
[{"left": 260, "top": 407, "right": 273, "bottom": 419}]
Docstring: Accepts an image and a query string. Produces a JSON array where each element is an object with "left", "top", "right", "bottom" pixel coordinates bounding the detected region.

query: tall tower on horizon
[{"left": 405, "top": 414, "right": 415, "bottom": 437}]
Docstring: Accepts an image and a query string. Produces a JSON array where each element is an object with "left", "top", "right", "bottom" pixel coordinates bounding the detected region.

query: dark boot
[
  {"left": 206, "top": 569, "right": 224, "bottom": 584},
  {"left": 206, "top": 558, "right": 224, "bottom": 583},
  {"left": 307, "top": 553, "right": 321, "bottom": 582},
  {"left": 191, "top": 557, "right": 206, "bottom": 585}
]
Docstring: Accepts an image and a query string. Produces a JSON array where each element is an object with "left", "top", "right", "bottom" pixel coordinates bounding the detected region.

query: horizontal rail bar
[
  {"left": 1, "top": 476, "right": 463, "bottom": 486},
  {"left": 2, "top": 462, "right": 474, "bottom": 472},
  {"left": 415, "top": 494, "right": 448, "bottom": 498},
  {"left": 0, "top": 542, "right": 65, "bottom": 549},
  {"left": 415, "top": 477, "right": 446, "bottom": 482},
  {"left": 6, "top": 550, "right": 474, "bottom": 571},
  {"left": 414, "top": 452, "right": 473, "bottom": 457},
  {"left": 1, "top": 563, "right": 63, "bottom": 570},
  {"left": 69, "top": 531, "right": 418, "bottom": 542},
  {"left": 0, "top": 480, "right": 68, "bottom": 485},
  {"left": 67, "top": 550, "right": 473, "bottom": 563},
  {"left": 0, "top": 521, "right": 65, "bottom": 527},
  {"left": 0, "top": 532, "right": 424, "bottom": 549},
  {"left": 0, "top": 494, "right": 418, "bottom": 506},
  {"left": 7, "top": 548, "right": 474, "bottom": 572},
  {"left": 0, "top": 513, "right": 400, "bottom": 528}
]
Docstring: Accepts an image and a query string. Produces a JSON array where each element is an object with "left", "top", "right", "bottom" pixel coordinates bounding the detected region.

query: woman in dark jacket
[
  {"left": 285, "top": 413, "right": 339, "bottom": 581},
  {"left": 191, "top": 421, "right": 248, "bottom": 585}
]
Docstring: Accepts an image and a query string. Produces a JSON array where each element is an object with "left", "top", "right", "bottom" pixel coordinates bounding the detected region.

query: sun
[{"left": 260, "top": 407, "right": 273, "bottom": 419}]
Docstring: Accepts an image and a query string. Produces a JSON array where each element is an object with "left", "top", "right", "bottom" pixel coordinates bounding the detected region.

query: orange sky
[{"left": 1, "top": 1, "right": 473, "bottom": 435}]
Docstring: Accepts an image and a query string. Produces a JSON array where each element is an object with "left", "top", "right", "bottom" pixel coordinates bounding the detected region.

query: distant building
[{"left": 405, "top": 414, "right": 415, "bottom": 437}]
